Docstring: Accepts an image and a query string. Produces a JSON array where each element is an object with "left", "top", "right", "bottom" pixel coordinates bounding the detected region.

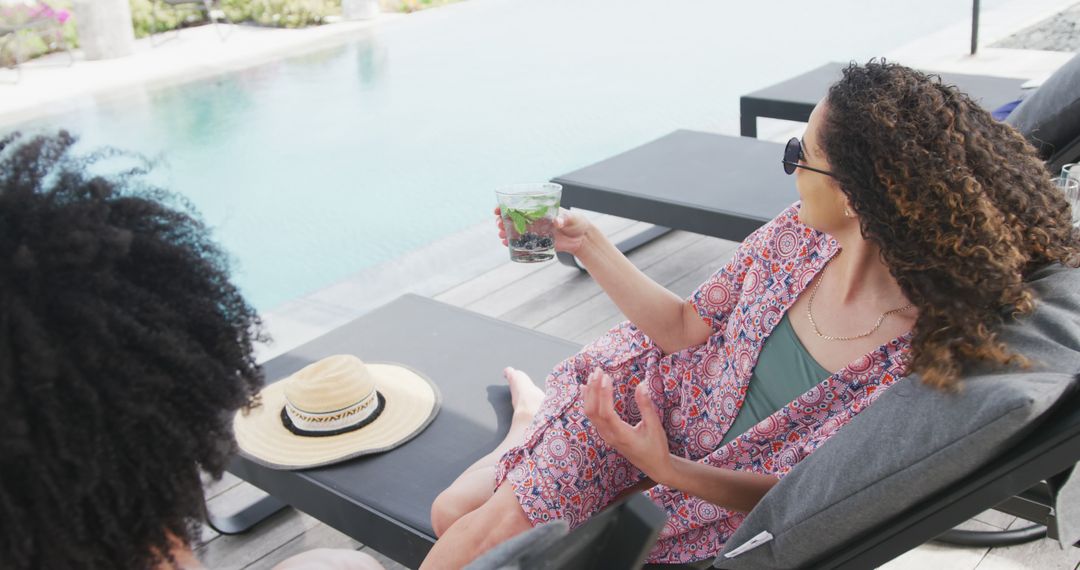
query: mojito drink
[{"left": 495, "top": 183, "right": 562, "bottom": 263}]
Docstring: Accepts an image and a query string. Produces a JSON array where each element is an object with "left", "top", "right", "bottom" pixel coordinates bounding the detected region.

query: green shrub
[
  {"left": 382, "top": 0, "right": 457, "bottom": 13},
  {"left": 220, "top": 0, "right": 338, "bottom": 27},
  {"left": 129, "top": 0, "right": 208, "bottom": 38},
  {"left": 393, "top": 0, "right": 457, "bottom": 13},
  {"left": 128, "top": 0, "right": 335, "bottom": 35},
  {"left": 0, "top": 1, "right": 77, "bottom": 67}
]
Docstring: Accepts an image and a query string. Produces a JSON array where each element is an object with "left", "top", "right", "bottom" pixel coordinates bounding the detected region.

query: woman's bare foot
[
  {"left": 428, "top": 367, "right": 549, "bottom": 537},
  {"left": 504, "top": 366, "right": 545, "bottom": 423}
]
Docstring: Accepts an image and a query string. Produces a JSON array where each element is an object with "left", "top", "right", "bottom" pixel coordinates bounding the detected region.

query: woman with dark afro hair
[
  {"left": 423, "top": 60, "right": 1080, "bottom": 567},
  {"left": 0, "top": 132, "right": 382, "bottom": 569}
]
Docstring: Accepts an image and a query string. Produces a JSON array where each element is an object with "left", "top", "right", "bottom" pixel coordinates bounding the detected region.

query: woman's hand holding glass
[{"left": 493, "top": 207, "right": 592, "bottom": 257}]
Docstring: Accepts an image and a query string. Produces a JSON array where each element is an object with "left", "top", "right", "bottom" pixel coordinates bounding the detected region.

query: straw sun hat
[{"left": 234, "top": 354, "right": 441, "bottom": 470}]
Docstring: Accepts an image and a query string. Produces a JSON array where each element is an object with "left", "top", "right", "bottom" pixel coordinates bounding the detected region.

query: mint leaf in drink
[
  {"left": 508, "top": 210, "right": 529, "bottom": 235},
  {"left": 524, "top": 206, "right": 550, "bottom": 220}
]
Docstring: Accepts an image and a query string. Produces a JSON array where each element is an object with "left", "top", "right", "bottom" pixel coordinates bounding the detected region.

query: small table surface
[
  {"left": 739, "top": 62, "right": 1028, "bottom": 136},
  {"left": 229, "top": 294, "right": 580, "bottom": 569},
  {"left": 552, "top": 129, "right": 795, "bottom": 243}
]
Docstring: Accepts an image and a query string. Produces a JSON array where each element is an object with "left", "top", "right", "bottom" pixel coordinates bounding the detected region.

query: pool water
[{"left": 7, "top": 0, "right": 1009, "bottom": 311}]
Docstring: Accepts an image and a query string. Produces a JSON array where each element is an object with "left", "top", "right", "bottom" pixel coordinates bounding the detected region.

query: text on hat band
[{"left": 284, "top": 390, "right": 380, "bottom": 433}]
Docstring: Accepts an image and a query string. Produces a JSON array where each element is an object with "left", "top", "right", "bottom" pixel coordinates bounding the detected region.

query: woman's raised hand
[
  {"left": 582, "top": 369, "right": 674, "bottom": 484},
  {"left": 493, "top": 207, "right": 592, "bottom": 256}
]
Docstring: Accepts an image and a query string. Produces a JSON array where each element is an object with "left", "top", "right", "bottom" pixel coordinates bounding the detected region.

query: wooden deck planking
[
  {"left": 534, "top": 235, "right": 738, "bottom": 340},
  {"left": 200, "top": 484, "right": 323, "bottom": 569},
  {"left": 448, "top": 220, "right": 667, "bottom": 319},
  {"left": 433, "top": 212, "right": 640, "bottom": 309},
  {"left": 243, "top": 522, "right": 361, "bottom": 569},
  {"left": 203, "top": 471, "right": 245, "bottom": 501},
  {"left": 972, "top": 508, "right": 1019, "bottom": 531},
  {"left": 880, "top": 520, "right": 997, "bottom": 570},
  {"left": 494, "top": 231, "right": 708, "bottom": 329}
]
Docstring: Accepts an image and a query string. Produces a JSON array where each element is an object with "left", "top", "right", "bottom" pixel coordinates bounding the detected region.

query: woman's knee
[
  {"left": 470, "top": 483, "right": 534, "bottom": 554},
  {"left": 422, "top": 483, "right": 535, "bottom": 569},
  {"left": 431, "top": 469, "right": 497, "bottom": 537},
  {"left": 431, "top": 488, "right": 469, "bottom": 538},
  {"left": 433, "top": 482, "right": 533, "bottom": 560}
]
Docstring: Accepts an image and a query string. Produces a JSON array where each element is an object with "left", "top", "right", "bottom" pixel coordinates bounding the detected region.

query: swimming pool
[{"left": 7, "top": 0, "right": 1009, "bottom": 311}]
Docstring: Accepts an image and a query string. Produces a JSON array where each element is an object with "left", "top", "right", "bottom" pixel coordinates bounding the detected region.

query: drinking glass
[
  {"left": 1062, "top": 163, "right": 1079, "bottom": 184},
  {"left": 495, "top": 183, "right": 562, "bottom": 263},
  {"left": 1054, "top": 175, "right": 1080, "bottom": 227}
]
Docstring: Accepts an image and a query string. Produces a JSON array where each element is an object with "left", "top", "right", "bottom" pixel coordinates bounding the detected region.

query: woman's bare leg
[
  {"left": 429, "top": 367, "right": 545, "bottom": 537},
  {"left": 421, "top": 482, "right": 534, "bottom": 570}
]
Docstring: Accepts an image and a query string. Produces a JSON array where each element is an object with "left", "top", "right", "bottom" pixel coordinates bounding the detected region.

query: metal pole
[{"left": 971, "top": 0, "right": 981, "bottom": 55}]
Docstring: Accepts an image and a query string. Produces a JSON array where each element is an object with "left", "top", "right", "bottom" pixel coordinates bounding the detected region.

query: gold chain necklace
[{"left": 806, "top": 259, "right": 914, "bottom": 342}]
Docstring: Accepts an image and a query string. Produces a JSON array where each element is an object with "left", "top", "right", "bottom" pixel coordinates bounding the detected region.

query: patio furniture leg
[
  {"left": 739, "top": 96, "right": 758, "bottom": 137},
  {"left": 935, "top": 524, "right": 1047, "bottom": 547},
  {"left": 149, "top": 1, "right": 172, "bottom": 47},
  {"left": 936, "top": 477, "right": 1063, "bottom": 547},
  {"left": 205, "top": 492, "right": 288, "bottom": 535},
  {"left": 204, "top": 0, "right": 233, "bottom": 41},
  {"left": 971, "top": 0, "right": 980, "bottom": 56},
  {"left": 52, "top": 25, "right": 73, "bottom": 67},
  {"left": 0, "top": 34, "right": 17, "bottom": 83},
  {"left": 740, "top": 113, "right": 757, "bottom": 138},
  {"left": 11, "top": 33, "right": 22, "bottom": 84},
  {"left": 152, "top": 0, "right": 234, "bottom": 45},
  {"left": 557, "top": 222, "right": 671, "bottom": 270}
]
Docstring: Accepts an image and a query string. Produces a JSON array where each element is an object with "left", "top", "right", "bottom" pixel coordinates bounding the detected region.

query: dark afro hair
[{"left": 0, "top": 131, "right": 265, "bottom": 569}]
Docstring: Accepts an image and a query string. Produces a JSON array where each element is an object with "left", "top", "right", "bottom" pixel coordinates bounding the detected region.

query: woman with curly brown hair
[{"left": 422, "top": 60, "right": 1080, "bottom": 568}]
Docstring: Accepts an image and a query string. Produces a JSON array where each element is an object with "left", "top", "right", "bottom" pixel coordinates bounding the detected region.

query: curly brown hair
[
  {"left": 0, "top": 131, "right": 265, "bottom": 569},
  {"left": 820, "top": 61, "right": 1080, "bottom": 390}
]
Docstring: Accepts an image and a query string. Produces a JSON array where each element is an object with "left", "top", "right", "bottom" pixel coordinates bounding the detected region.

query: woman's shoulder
[{"left": 746, "top": 202, "right": 836, "bottom": 262}]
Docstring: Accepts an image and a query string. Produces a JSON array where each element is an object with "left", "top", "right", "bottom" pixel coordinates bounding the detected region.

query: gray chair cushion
[
  {"left": 464, "top": 520, "right": 569, "bottom": 570},
  {"left": 715, "top": 264, "right": 1080, "bottom": 569},
  {"left": 1006, "top": 51, "right": 1080, "bottom": 159}
]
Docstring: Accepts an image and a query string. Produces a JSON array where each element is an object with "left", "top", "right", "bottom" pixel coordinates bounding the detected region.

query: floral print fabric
[{"left": 495, "top": 202, "right": 911, "bottom": 564}]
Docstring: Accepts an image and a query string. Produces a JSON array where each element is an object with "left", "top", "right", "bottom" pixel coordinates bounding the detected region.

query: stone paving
[{"left": 994, "top": 1, "right": 1080, "bottom": 52}]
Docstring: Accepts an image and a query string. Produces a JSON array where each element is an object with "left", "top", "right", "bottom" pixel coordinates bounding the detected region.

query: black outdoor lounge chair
[
  {"left": 737, "top": 61, "right": 1029, "bottom": 138},
  {"left": 798, "top": 382, "right": 1080, "bottom": 569},
  {"left": 552, "top": 52, "right": 1080, "bottom": 270},
  {"left": 219, "top": 273, "right": 1080, "bottom": 569}
]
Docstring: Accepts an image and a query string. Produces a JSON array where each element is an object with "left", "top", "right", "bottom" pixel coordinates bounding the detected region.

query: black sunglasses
[{"left": 782, "top": 137, "right": 835, "bottom": 178}]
